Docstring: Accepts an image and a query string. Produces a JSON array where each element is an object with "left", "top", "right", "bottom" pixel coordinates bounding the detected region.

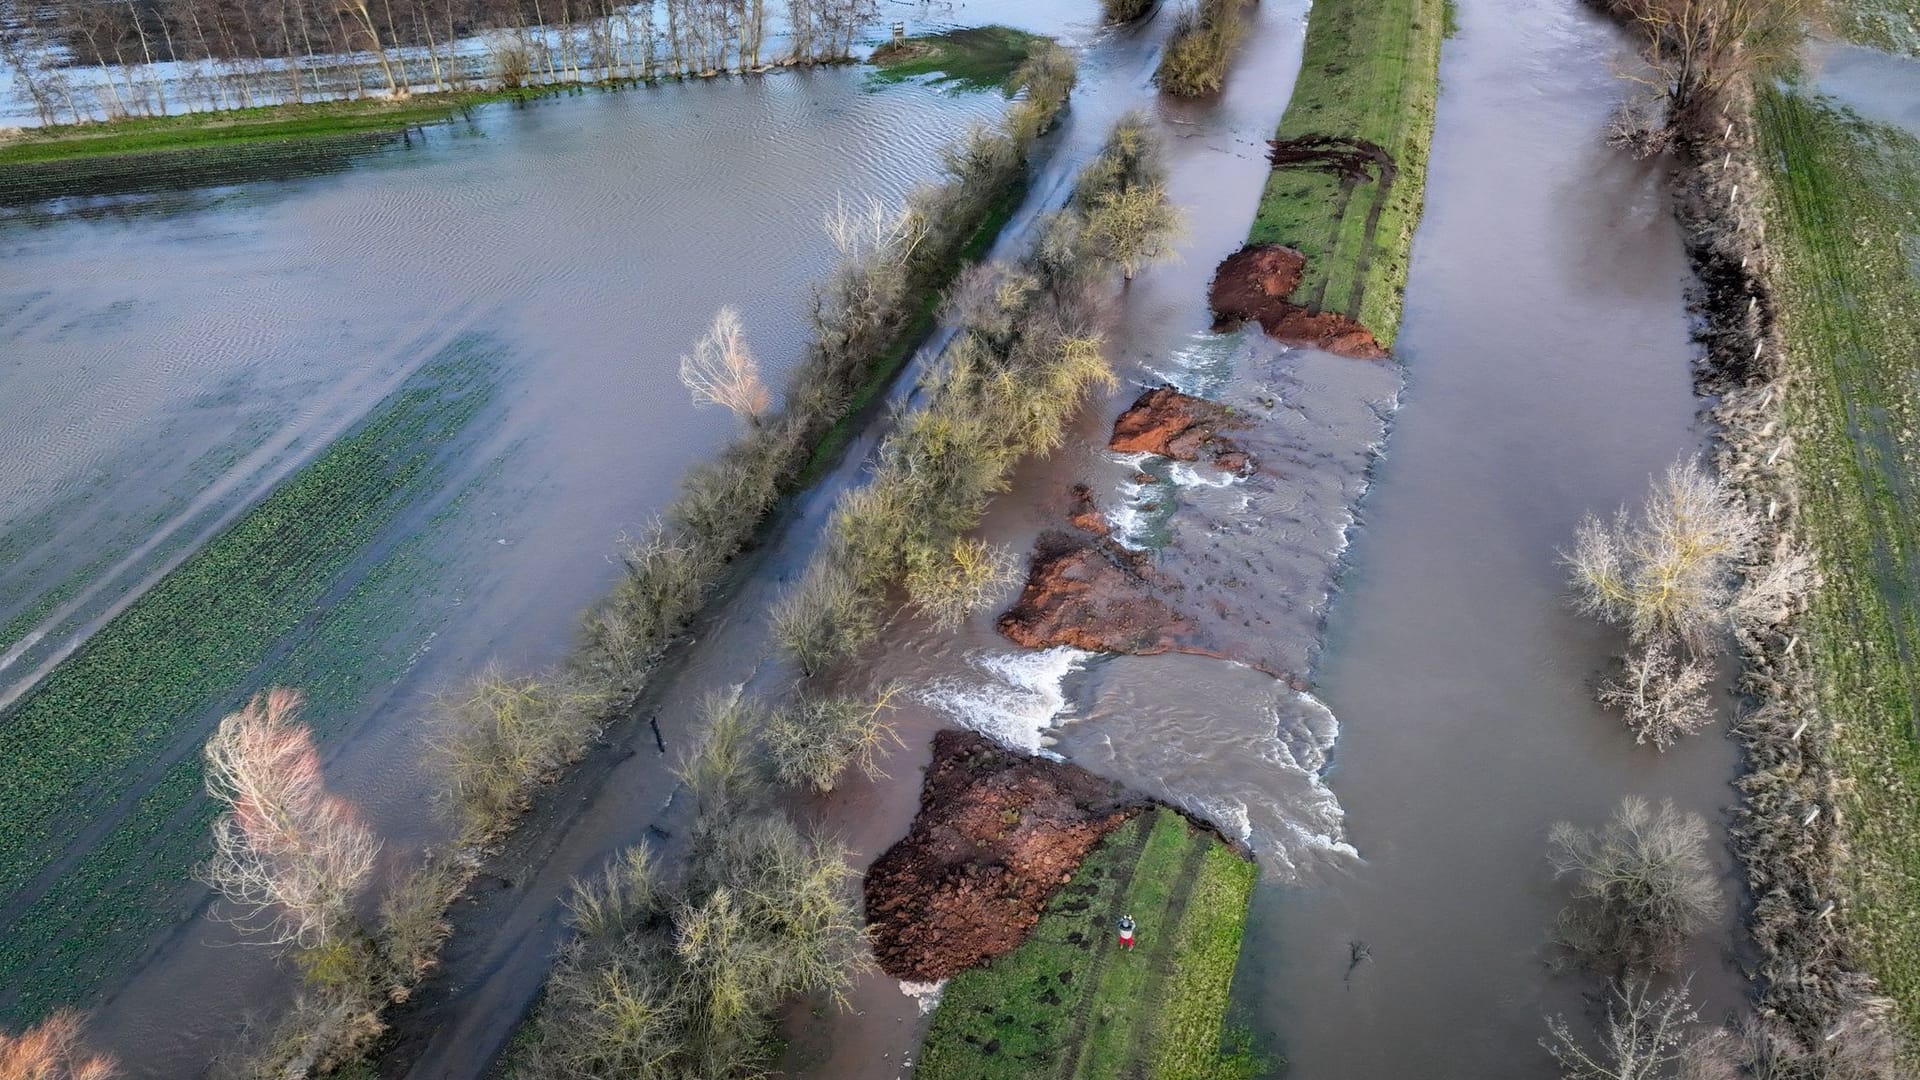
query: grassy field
[
  {"left": 0, "top": 343, "right": 497, "bottom": 1022},
  {"left": 918, "top": 807, "right": 1259, "bottom": 1080},
  {"left": 0, "top": 93, "right": 505, "bottom": 168},
  {"left": 1757, "top": 86, "right": 1920, "bottom": 1040},
  {"left": 1829, "top": 0, "right": 1918, "bottom": 55},
  {"left": 1245, "top": 0, "right": 1445, "bottom": 347},
  {"left": 868, "top": 26, "right": 1044, "bottom": 92}
]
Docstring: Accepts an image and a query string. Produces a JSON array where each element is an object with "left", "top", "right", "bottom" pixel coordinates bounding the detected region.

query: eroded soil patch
[
  {"left": 1209, "top": 244, "right": 1388, "bottom": 359},
  {"left": 1109, "top": 385, "right": 1259, "bottom": 474},
  {"left": 864, "top": 730, "right": 1144, "bottom": 981}
]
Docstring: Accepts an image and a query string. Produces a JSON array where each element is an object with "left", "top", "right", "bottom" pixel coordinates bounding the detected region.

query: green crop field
[
  {"left": 868, "top": 26, "right": 1045, "bottom": 92},
  {"left": 1759, "top": 86, "right": 1920, "bottom": 1042},
  {"left": 919, "top": 807, "right": 1259, "bottom": 1080},
  {"left": 1245, "top": 0, "right": 1444, "bottom": 347},
  {"left": 0, "top": 342, "right": 497, "bottom": 1022}
]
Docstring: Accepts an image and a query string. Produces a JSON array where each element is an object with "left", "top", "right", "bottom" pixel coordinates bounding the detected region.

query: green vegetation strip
[
  {"left": 1247, "top": 0, "right": 1444, "bottom": 346},
  {"left": 0, "top": 94, "right": 506, "bottom": 168},
  {"left": 0, "top": 344, "right": 495, "bottom": 1022},
  {"left": 868, "top": 26, "right": 1045, "bottom": 92},
  {"left": 919, "top": 807, "right": 1258, "bottom": 1080},
  {"left": 1758, "top": 87, "right": 1920, "bottom": 1040}
]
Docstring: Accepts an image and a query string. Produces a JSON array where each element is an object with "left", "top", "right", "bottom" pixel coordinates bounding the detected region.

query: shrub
[
  {"left": 771, "top": 562, "right": 880, "bottom": 676},
  {"left": 763, "top": 687, "right": 903, "bottom": 792},
  {"left": 905, "top": 537, "right": 1020, "bottom": 629},
  {"left": 1154, "top": 0, "right": 1249, "bottom": 97},
  {"left": 433, "top": 670, "right": 609, "bottom": 844},
  {"left": 1566, "top": 459, "right": 1759, "bottom": 653},
  {"left": 1548, "top": 797, "right": 1723, "bottom": 974},
  {"left": 1102, "top": 0, "right": 1156, "bottom": 22},
  {"left": 575, "top": 524, "right": 707, "bottom": 694},
  {"left": 678, "top": 306, "right": 771, "bottom": 423},
  {"left": 0, "top": 1012, "right": 116, "bottom": 1080}
]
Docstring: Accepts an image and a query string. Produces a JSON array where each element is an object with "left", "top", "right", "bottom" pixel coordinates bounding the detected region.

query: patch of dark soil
[
  {"left": 1209, "top": 245, "right": 1388, "bottom": 359},
  {"left": 1108, "top": 385, "right": 1259, "bottom": 474},
  {"left": 1268, "top": 133, "right": 1396, "bottom": 187},
  {"left": 864, "top": 730, "right": 1145, "bottom": 981},
  {"left": 1066, "top": 483, "right": 1113, "bottom": 537}
]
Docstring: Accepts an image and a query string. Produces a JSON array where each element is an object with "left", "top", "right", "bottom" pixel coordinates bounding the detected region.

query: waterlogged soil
[{"left": 864, "top": 729, "right": 1142, "bottom": 981}]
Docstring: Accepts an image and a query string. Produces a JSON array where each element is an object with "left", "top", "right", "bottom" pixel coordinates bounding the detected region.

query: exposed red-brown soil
[
  {"left": 864, "top": 729, "right": 1144, "bottom": 981},
  {"left": 1108, "top": 385, "right": 1257, "bottom": 475},
  {"left": 1066, "top": 482, "right": 1112, "bottom": 537},
  {"left": 997, "top": 530, "right": 1200, "bottom": 656},
  {"left": 1209, "top": 244, "right": 1388, "bottom": 360}
]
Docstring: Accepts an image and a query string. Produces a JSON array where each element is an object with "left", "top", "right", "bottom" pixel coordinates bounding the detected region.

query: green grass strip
[
  {"left": 0, "top": 93, "right": 509, "bottom": 168},
  {"left": 1758, "top": 86, "right": 1920, "bottom": 1043},
  {"left": 868, "top": 26, "right": 1045, "bottom": 92},
  {"left": 1246, "top": 0, "right": 1444, "bottom": 347},
  {"left": 919, "top": 807, "right": 1257, "bottom": 1079},
  {"left": 0, "top": 342, "right": 496, "bottom": 1023}
]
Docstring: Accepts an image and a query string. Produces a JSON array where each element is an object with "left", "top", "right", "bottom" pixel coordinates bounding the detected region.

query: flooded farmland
[{"left": 1, "top": 0, "right": 1781, "bottom": 1071}]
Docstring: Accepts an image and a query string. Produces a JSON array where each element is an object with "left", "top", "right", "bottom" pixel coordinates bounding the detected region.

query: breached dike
[
  {"left": 919, "top": 646, "right": 1091, "bottom": 756},
  {"left": 1208, "top": 243, "right": 1389, "bottom": 359}
]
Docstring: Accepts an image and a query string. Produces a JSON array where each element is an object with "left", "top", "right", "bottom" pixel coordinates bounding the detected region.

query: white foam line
[{"left": 920, "top": 647, "right": 1092, "bottom": 756}]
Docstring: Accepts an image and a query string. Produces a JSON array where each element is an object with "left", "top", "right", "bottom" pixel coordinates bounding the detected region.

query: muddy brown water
[
  {"left": 788, "top": 0, "right": 1756, "bottom": 1077},
  {"left": 0, "top": 0, "right": 1757, "bottom": 1073},
  {"left": 0, "top": 46, "right": 1011, "bottom": 1079}
]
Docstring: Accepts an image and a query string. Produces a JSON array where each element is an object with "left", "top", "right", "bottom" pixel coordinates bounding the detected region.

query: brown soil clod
[
  {"left": 1209, "top": 245, "right": 1389, "bottom": 360},
  {"left": 1108, "top": 385, "right": 1259, "bottom": 475},
  {"left": 996, "top": 529, "right": 1201, "bottom": 657},
  {"left": 864, "top": 730, "right": 1145, "bottom": 981}
]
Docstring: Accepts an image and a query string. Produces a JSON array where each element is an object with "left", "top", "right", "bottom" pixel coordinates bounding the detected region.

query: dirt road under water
[{"left": 1240, "top": 0, "right": 1749, "bottom": 1074}]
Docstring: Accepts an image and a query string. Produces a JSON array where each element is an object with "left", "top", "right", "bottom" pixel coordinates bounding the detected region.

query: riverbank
[
  {"left": 1752, "top": 82, "right": 1920, "bottom": 1047},
  {"left": 916, "top": 801, "right": 1257, "bottom": 1079},
  {"left": 1232, "top": 0, "right": 1444, "bottom": 349}
]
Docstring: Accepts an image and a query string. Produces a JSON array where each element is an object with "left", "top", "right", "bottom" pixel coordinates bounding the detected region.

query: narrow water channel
[{"left": 1240, "top": 0, "right": 1748, "bottom": 1074}]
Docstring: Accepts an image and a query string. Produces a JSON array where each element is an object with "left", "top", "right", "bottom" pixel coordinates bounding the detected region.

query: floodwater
[
  {"left": 0, "top": 50, "right": 1010, "bottom": 1076},
  {"left": 0, "top": 0, "right": 1755, "bottom": 1072},
  {"left": 1805, "top": 38, "right": 1920, "bottom": 138},
  {"left": 1245, "top": 0, "right": 1749, "bottom": 1075}
]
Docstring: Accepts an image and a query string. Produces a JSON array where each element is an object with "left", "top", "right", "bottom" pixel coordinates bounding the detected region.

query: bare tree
[
  {"left": 1548, "top": 796, "right": 1724, "bottom": 973},
  {"left": 1079, "top": 182, "right": 1185, "bottom": 281},
  {"left": 1544, "top": 977, "right": 1735, "bottom": 1080},
  {"left": 679, "top": 307, "right": 771, "bottom": 423},
  {"left": 1567, "top": 459, "right": 1760, "bottom": 653},
  {"left": 0, "top": 1012, "right": 116, "bottom": 1080},
  {"left": 200, "top": 688, "right": 379, "bottom": 949},
  {"left": 1597, "top": 638, "right": 1717, "bottom": 750},
  {"left": 1605, "top": 0, "right": 1811, "bottom": 137}
]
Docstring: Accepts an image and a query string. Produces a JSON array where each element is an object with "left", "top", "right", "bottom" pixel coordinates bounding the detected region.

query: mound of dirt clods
[
  {"left": 865, "top": 730, "right": 1144, "bottom": 981},
  {"left": 1109, "top": 385, "right": 1257, "bottom": 474},
  {"left": 1209, "top": 244, "right": 1388, "bottom": 360}
]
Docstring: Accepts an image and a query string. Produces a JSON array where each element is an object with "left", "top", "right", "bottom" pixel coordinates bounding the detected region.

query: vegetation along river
[{"left": 10, "top": 0, "right": 1892, "bottom": 1070}]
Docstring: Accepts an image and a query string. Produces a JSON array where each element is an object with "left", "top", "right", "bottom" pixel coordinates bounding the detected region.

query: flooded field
[{"left": 0, "top": 47, "right": 1014, "bottom": 1075}]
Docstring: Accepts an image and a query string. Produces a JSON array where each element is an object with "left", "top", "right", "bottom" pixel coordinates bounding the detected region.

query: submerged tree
[
  {"left": 200, "top": 688, "right": 379, "bottom": 949},
  {"left": 679, "top": 307, "right": 771, "bottom": 423},
  {"left": 0, "top": 1012, "right": 117, "bottom": 1080},
  {"left": 1543, "top": 977, "right": 1734, "bottom": 1080},
  {"left": 1548, "top": 796, "right": 1723, "bottom": 974},
  {"left": 1595, "top": 638, "right": 1716, "bottom": 750}
]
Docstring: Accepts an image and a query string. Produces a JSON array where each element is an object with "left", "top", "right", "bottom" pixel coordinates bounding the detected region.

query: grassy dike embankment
[
  {"left": 919, "top": 808, "right": 1259, "bottom": 1080},
  {"left": 1757, "top": 86, "right": 1920, "bottom": 1042},
  {"left": 1242, "top": 0, "right": 1445, "bottom": 348}
]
